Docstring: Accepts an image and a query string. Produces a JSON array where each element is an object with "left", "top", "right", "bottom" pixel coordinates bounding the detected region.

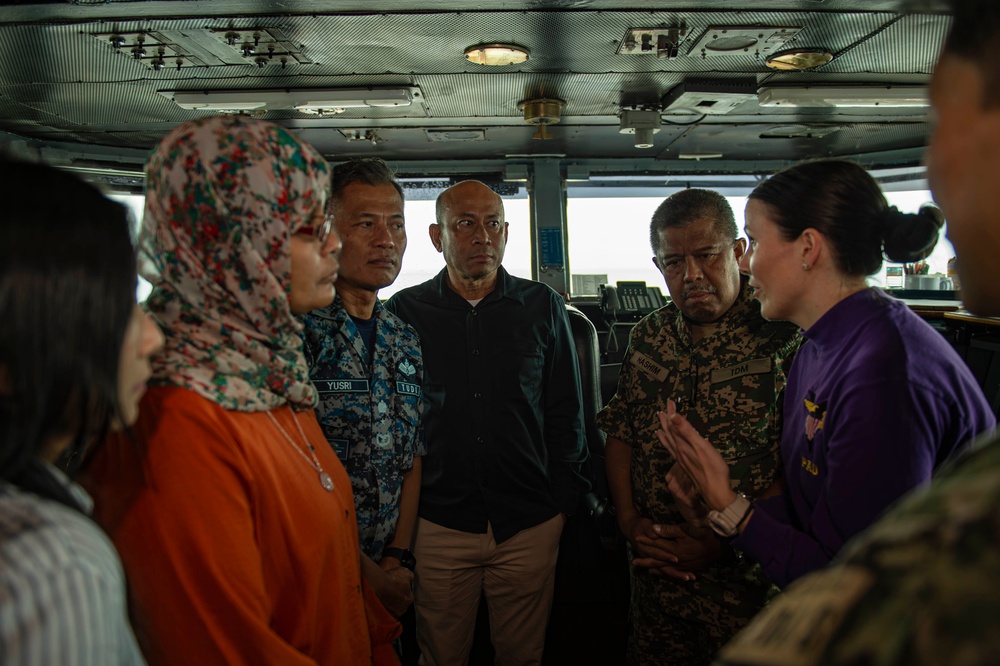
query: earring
[{"left": 802, "top": 263, "right": 811, "bottom": 271}]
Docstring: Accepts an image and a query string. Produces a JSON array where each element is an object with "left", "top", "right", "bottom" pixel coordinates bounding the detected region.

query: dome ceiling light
[
  {"left": 765, "top": 48, "right": 834, "bottom": 71},
  {"left": 465, "top": 43, "right": 529, "bottom": 66}
]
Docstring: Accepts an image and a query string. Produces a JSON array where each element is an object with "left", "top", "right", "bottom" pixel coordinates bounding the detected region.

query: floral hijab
[{"left": 140, "top": 115, "right": 330, "bottom": 411}]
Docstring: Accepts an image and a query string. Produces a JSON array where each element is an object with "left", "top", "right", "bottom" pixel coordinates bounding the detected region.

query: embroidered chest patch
[{"left": 804, "top": 391, "right": 826, "bottom": 442}]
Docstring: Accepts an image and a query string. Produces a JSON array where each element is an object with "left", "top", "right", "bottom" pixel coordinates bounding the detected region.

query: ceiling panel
[{"left": 0, "top": 2, "right": 949, "bottom": 170}]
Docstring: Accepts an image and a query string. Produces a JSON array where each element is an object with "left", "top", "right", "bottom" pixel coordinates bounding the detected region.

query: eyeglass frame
[
  {"left": 295, "top": 198, "right": 335, "bottom": 245},
  {"left": 656, "top": 238, "right": 742, "bottom": 278}
]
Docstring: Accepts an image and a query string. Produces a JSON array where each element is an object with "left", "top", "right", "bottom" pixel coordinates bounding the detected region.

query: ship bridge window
[
  {"left": 381, "top": 183, "right": 531, "bottom": 299},
  {"left": 565, "top": 171, "right": 954, "bottom": 298},
  {"left": 110, "top": 185, "right": 531, "bottom": 303}
]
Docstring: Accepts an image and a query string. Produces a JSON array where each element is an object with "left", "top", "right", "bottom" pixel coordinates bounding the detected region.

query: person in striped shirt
[{"left": 0, "top": 160, "right": 163, "bottom": 664}]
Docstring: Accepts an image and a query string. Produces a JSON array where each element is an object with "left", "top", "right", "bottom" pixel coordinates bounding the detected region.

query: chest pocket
[
  {"left": 626, "top": 397, "right": 668, "bottom": 457},
  {"left": 493, "top": 341, "right": 544, "bottom": 402},
  {"left": 705, "top": 357, "right": 777, "bottom": 459},
  {"left": 392, "top": 392, "right": 422, "bottom": 463}
]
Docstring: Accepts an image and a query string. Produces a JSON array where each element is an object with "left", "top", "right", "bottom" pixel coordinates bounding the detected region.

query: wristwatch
[
  {"left": 707, "top": 494, "right": 752, "bottom": 538},
  {"left": 381, "top": 547, "right": 417, "bottom": 571}
]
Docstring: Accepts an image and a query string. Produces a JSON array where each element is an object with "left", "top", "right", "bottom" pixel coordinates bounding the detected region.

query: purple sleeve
[{"left": 733, "top": 379, "right": 954, "bottom": 588}]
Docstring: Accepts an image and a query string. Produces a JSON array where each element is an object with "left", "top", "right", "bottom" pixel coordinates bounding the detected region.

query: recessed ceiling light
[
  {"left": 765, "top": 48, "right": 834, "bottom": 71},
  {"left": 464, "top": 43, "right": 529, "bottom": 66},
  {"left": 757, "top": 85, "right": 929, "bottom": 108},
  {"left": 161, "top": 87, "right": 420, "bottom": 112}
]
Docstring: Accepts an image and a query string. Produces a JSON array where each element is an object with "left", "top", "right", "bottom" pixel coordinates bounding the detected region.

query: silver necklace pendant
[{"left": 319, "top": 471, "right": 335, "bottom": 492}]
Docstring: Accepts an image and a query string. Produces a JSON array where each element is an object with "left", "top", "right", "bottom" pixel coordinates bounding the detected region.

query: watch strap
[
  {"left": 708, "top": 494, "right": 752, "bottom": 538},
  {"left": 381, "top": 547, "right": 416, "bottom": 571}
]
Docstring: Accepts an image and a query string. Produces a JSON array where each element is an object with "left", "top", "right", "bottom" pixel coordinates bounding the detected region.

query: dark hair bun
[{"left": 881, "top": 204, "right": 944, "bottom": 263}]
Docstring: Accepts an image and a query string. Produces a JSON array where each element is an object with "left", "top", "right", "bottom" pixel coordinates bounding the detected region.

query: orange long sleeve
[{"left": 84, "top": 386, "right": 400, "bottom": 665}]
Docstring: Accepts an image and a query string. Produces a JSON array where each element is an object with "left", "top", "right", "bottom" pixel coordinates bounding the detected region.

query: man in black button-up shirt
[{"left": 386, "top": 180, "right": 590, "bottom": 666}]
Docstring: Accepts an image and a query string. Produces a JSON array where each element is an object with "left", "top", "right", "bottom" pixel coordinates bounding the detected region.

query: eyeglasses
[
  {"left": 658, "top": 240, "right": 740, "bottom": 278},
  {"left": 296, "top": 200, "right": 334, "bottom": 244}
]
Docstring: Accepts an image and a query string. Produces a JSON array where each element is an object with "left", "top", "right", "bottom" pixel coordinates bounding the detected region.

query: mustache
[{"left": 683, "top": 284, "right": 717, "bottom": 299}]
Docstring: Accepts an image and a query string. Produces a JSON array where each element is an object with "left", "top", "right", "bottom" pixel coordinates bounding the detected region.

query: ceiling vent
[
  {"left": 688, "top": 26, "right": 803, "bottom": 60},
  {"left": 425, "top": 129, "right": 487, "bottom": 142},
  {"left": 661, "top": 81, "right": 757, "bottom": 115}
]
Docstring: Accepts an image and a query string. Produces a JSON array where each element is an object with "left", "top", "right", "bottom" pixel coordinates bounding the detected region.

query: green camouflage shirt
[
  {"left": 596, "top": 280, "right": 800, "bottom": 637},
  {"left": 716, "top": 428, "right": 1000, "bottom": 666}
]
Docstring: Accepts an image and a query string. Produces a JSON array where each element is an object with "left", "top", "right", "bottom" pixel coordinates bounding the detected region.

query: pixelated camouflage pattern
[
  {"left": 716, "top": 429, "right": 1000, "bottom": 666},
  {"left": 300, "top": 296, "right": 426, "bottom": 561},
  {"left": 596, "top": 280, "right": 801, "bottom": 666}
]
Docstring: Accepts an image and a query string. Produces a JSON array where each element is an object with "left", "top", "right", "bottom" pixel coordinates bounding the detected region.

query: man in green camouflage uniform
[
  {"left": 596, "top": 189, "right": 800, "bottom": 666},
  {"left": 714, "top": 2, "right": 1000, "bottom": 664}
]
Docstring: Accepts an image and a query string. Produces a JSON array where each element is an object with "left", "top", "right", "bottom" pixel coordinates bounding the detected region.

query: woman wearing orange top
[{"left": 84, "top": 115, "right": 400, "bottom": 665}]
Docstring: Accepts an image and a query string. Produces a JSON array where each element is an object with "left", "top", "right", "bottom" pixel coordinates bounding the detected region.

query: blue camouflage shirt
[{"left": 300, "top": 296, "right": 426, "bottom": 560}]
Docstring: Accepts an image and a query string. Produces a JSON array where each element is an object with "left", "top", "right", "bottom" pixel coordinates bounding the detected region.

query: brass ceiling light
[
  {"left": 465, "top": 43, "right": 530, "bottom": 66},
  {"left": 517, "top": 98, "right": 565, "bottom": 140},
  {"left": 765, "top": 48, "right": 834, "bottom": 71}
]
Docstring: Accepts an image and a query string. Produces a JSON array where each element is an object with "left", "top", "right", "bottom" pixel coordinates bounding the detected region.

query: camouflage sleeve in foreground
[{"left": 715, "top": 429, "right": 1000, "bottom": 666}]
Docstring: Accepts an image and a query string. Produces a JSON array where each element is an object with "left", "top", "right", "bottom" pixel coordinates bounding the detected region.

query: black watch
[{"left": 382, "top": 547, "right": 416, "bottom": 571}]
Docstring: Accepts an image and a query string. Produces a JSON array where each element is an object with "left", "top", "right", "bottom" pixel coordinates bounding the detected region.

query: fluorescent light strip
[
  {"left": 757, "top": 86, "right": 929, "bottom": 108},
  {"left": 161, "top": 87, "right": 419, "bottom": 111}
]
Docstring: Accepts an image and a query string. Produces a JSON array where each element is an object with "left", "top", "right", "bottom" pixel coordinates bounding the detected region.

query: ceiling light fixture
[
  {"left": 678, "top": 152, "right": 724, "bottom": 160},
  {"left": 464, "top": 43, "right": 529, "bottom": 66},
  {"left": 765, "top": 48, "right": 834, "bottom": 71},
  {"left": 161, "top": 87, "right": 421, "bottom": 112},
  {"left": 518, "top": 98, "right": 565, "bottom": 140},
  {"left": 619, "top": 109, "right": 661, "bottom": 149},
  {"left": 757, "top": 85, "right": 928, "bottom": 108}
]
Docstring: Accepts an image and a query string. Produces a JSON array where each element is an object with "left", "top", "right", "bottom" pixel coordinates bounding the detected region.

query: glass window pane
[
  {"left": 873, "top": 190, "right": 955, "bottom": 289},
  {"left": 108, "top": 193, "right": 153, "bottom": 302},
  {"left": 107, "top": 190, "right": 534, "bottom": 302},
  {"left": 381, "top": 196, "right": 532, "bottom": 298},
  {"left": 567, "top": 195, "right": 748, "bottom": 296},
  {"left": 566, "top": 183, "right": 952, "bottom": 296}
]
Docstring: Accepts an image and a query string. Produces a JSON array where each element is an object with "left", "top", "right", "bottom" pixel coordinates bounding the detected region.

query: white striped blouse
[{"left": 0, "top": 465, "right": 145, "bottom": 665}]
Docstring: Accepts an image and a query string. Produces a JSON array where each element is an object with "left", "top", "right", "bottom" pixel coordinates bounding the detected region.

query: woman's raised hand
[{"left": 656, "top": 400, "right": 737, "bottom": 512}]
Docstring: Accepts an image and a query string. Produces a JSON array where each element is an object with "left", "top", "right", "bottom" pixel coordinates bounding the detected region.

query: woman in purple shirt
[{"left": 659, "top": 159, "right": 996, "bottom": 588}]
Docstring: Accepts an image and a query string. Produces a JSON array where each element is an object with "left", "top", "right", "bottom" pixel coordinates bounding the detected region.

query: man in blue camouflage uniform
[
  {"left": 716, "top": 2, "right": 1000, "bottom": 663},
  {"left": 596, "top": 189, "right": 801, "bottom": 666},
  {"left": 301, "top": 158, "right": 424, "bottom": 618}
]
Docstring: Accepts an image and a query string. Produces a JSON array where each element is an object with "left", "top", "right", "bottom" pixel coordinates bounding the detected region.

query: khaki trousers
[{"left": 413, "top": 514, "right": 564, "bottom": 666}]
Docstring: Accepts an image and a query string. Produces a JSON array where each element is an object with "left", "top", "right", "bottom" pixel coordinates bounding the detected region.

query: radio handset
[{"left": 599, "top": 284, "right": 622, "bottom": 321}]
